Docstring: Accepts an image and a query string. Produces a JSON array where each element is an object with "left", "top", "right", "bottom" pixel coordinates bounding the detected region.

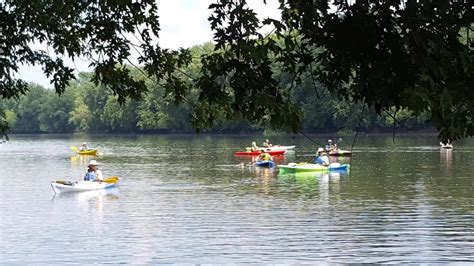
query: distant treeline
[{"left": 1, "top": 43, "right": 432, "bottom": 134}]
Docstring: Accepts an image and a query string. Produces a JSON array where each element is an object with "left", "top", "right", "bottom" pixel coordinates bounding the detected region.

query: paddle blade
[
  {"left": 103, "top": 176, "right": 119, "bottom": 183},
  {"left": 70, "top": 146, "right": 78, "bottom": 151}
]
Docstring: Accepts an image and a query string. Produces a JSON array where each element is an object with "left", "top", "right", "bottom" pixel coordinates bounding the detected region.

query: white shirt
[{"left": 95, "top": 169, "right": 103, "bottom": 181}]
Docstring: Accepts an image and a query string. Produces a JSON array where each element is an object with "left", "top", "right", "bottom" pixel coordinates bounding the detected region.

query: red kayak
[{"left": 234, "top": 150, "right": 287, "bottom": 156}]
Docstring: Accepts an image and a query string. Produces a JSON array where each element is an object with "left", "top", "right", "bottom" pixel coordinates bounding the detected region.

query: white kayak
[
  {"left": 440, "top": 143, "right": 453, "bottom": 149},
  {"left": 51, "top": 178, "right": 119, "bottom": 194},
  {"left": 265, "top": 145, "right": 296, "bottom": 151},
  {"left": 246, "top": 145, "right": 296, "bottom": 151}
]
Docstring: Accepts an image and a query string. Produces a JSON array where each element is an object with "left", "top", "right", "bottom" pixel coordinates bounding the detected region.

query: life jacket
[{"left": 84, "top": 171, "right": 97, "bottom": 181}]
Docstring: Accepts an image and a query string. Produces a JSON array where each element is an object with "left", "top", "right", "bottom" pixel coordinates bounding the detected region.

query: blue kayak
[{"left": 255, "top": 160, "right": 275, "bottom": 168}]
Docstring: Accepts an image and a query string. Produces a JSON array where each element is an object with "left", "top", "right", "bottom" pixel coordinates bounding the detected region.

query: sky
[{"left": 17, "top": 0, "right": 280, "bottom": 88}]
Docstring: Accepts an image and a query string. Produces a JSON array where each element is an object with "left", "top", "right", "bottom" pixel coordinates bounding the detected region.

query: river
[{"left": 0, "top": 134, "right": 473, "bottom": 263}]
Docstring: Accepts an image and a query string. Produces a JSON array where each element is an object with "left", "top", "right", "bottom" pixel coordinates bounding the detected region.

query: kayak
[
  {"left": 246, "top": 145, "right": 296, "bottom": 151},
  {"left": 235, "top": 150, "right": 287, "bottom": 156},
  {"left": 440, "top": 143, "right": 453, "bottom": 149},
  {"left": 255, "top": 160, "right": 275, "bottom": 168},
  {"left": 51, "top": 178, "right": 119, "bottom": 194},
  {"left": 76, "top": 149, "right": 98, "bottom": 155},
  {"left": 278, "top": 163, "right": 350, "bottom": 173},
  {"left": 329, "top": 149, "right": 352, "bottom": 156}
]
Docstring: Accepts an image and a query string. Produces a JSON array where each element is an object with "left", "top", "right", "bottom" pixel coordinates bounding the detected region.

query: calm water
[{"left": 0, "top": 134, "right": 473, "bottom": 263}]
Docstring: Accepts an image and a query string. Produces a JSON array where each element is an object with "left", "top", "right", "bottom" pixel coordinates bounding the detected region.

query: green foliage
[
  {"left": 195, "top": 0, "right": 473, "bottom": 141},
  {"left": 4, "top": 110, "right": 16, "bottom": 128},
  {"left": 69, "top": 98, "right": 92, "bottom": 132},
  {"left": 101, "top": 97, "right": 138, "bottom": 132},
  {"left": 2, "top": 1, "right": 472, "bottom": 139},
  {"left": 193, "top": 1, "right": 301, "bottom": 132},
  {"left": 0, "top": 0, "right": 190, "bottom": 133},
  {"left": 2, "top": 63, "right": 431, "bottom": 134}
]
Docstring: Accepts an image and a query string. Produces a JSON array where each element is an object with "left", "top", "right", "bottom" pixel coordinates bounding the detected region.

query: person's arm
[{"left": 96, "top": 170, "right": 103, "bottom": 181}]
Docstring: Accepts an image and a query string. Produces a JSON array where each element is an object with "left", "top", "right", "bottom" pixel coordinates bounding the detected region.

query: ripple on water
[{"left": 0, "top": 135, "right": 473, "bottom": 263}]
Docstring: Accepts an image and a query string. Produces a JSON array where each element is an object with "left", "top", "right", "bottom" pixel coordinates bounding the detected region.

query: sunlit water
[{"left": 0, "top": 134, "right": 473, "bottom": 263}]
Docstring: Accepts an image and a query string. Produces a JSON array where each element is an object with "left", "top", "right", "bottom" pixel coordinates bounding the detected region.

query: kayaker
[
  {"left": 262, "top": 139, "right": 273, "bottom": 147},
  {"left": 251, "top": 141, "right": 259, "bottom": 151},
  {"left": 257, "top": 152, "right": 273, "bottom": 162},
  {"left": 440, "top": 139, "right": 452, "bottom": 146},
  {"left": 314, "top": 148, "right": 330, "bottom": 166},
  {"left": 325, "top": 139, "right": 336, "bottom": 152},
  {"left": 84, "top": 160, "right": 103, "bottom": 182},
  {"left": 79, "top": 142, "right": 88, "bottom": 151}
]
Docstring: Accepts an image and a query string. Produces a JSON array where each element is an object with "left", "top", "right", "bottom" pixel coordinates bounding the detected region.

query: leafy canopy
[
  {"left": 193, "top": 0, "right": 473, "bottom": 141},
  {"left": 0, "top": 0, "right": 190, "bottom": 102}
]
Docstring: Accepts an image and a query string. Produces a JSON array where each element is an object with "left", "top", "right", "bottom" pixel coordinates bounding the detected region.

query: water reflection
[
  {"left": 439, "top": 148, "right": 453, "bottom": 169},
  {"left": 330, "top": 155, "right": 352, "bottom": 164},
  {"left": 235, "top": 155, "right": 286, "bottom": 164},
  {"left": 253, "top": 167, "right": 277, "bottom": 194},
  {"left": 277, "top": 170, "right": 348, "bottom": 199},
  {"left": 52, "top": 187, "right": 120, "bottom": 202},
  {"left": 70, "top": 154, "right": 98, "bottom": 167}
]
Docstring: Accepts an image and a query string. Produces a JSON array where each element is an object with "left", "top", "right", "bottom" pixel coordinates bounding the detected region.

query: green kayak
[{"left": 278, "top": 163, "right": 350, "bottom": 173}]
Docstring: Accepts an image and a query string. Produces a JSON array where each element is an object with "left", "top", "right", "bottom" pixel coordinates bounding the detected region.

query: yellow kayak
[{"left": 76, "top": 149, "right": 98, "bottom": 155}]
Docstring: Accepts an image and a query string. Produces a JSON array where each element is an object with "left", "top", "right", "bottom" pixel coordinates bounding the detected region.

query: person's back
[
  {"left": 259, "top": 153, "right": 272, "bottom": 161},
  {"left": 251, "top": 141, "right": 259, "bottom": 151},
  {"left": 314, "top": 147, "right": 329, "bottom": 166},
  {"left": 84, "top": 171, "right": 97, "bottom": 181},
  {"left": 314, "top": 155, "right": 329, "bottom": 165}
]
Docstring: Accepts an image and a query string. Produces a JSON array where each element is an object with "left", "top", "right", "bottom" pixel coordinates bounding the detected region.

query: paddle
[{"left": 70, "top": 146, "right": 78, "bottom": 151}]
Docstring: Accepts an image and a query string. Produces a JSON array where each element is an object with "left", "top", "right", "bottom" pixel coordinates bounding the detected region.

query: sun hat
[
  {"left": 317, "top": 147, "right": 325, "bottom": 153},
  {"left": 88, "top": 160, "right": 100, "bottom": 166},
  {"left": 328, "top": 139, "right": 332, "bottom": 143},
  {"left": 82, "top": 142, "right": 87, "bottom": 145}
]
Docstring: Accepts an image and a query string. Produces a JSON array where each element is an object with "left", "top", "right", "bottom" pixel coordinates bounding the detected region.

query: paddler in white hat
[
  {"left": 314, "top": 147, "right": 330, "bottom": 166},
  {"left": 79, "top": 142, "right": 88, "bottom": 151},
  {"left": 84, "top": 160, "right": 103, "bottom": 182}
]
